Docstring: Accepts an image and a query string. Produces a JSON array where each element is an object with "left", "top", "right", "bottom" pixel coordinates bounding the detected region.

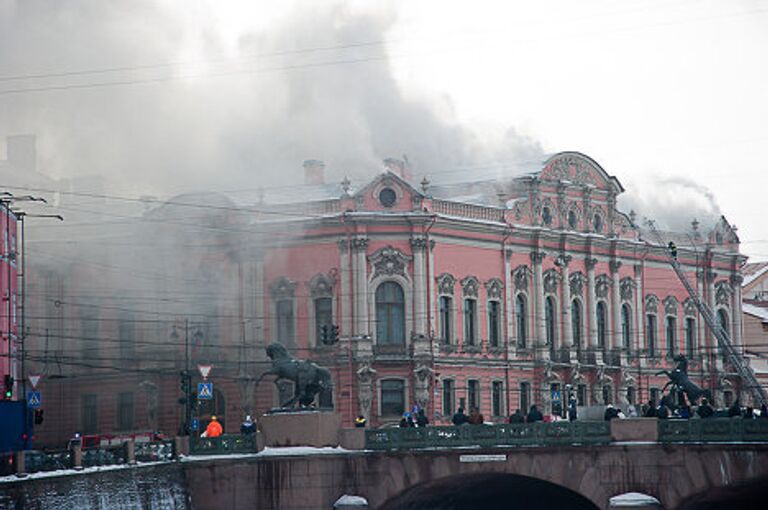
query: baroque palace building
[{"left": 24, "top": 151, "right": 749, "bottom": 444}]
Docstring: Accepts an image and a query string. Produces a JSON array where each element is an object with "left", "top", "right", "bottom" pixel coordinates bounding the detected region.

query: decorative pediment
[
  {"left": 645, "top": 294, "right": 659, "bottom": 314},
  {"left": 308, "top": 273, "right": 335, "bottom": 298},
  {"left": 595, "top": 274, "right": 612, "bottom": 299},
  {"left": 436, "top": 273, "right": 456, "bottom": 295},
  {"left": 683, "top": 298, "right": 697, "bottom": 316},
  {"left": 368, "top": 246, "right": 412, "bottom": 279},
  {"left": 543, "top": 269, "right": 561, "bottom": 294},
  {"left": 619, "top": 277, "right": 636, "bottom": 301},
  {"left": 461, "top": 275, "right": 480, "bottom": 298},
  {"left": 710, "top": 215, "right": 740, "bottom": 246},
  {"left": 485, "top": 278, "right": 504, "bottom": 300},
  {"left": 569, "top": 271, "right": 585, "bottom": 297},
  {"left": 715, "top": 280, "right": 733, "bottom": 306},
  {"left": 540, "top": 152, "right": 624, "bottom": 194},
  {"left": 513, "top": 265, "right": 531, "bottom": 292},
  {"left": 663, "top": 296, "right": 679, "bottom": 316},
  {"left": 270, "top": 277, "right": 296, "bottom": 299}
]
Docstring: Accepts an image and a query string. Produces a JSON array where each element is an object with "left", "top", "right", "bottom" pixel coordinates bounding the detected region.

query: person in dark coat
[
  {"left": 644, "top": 400, "right": 658, "bottom": 418},
  {"left": 728, "top": 400, "right": 742, "bottom": 418},
  {"left": 656, "top": 402, "right": 669, "bottom": 420},
  {"left": 760, "top": 404, "right": 768, "bottom": 419},
  {"left": 744, "top": 406, "right": 755, "bottom": 419},
  {"left": 399, "top": 413, "right": 415, "bottom": 428},
  {"left": 567, "top": 397, "right": 578, "bottom": 422},
  {"left": 240, "top": 415, "right": 256, "bottom": 435},
  {"left": 468, "top": 407, "right": 485, "bottom": 425},
  {"left": 526, "top": 405, "right": 543, "bottom": 423},
  {"left": 416, "top": 408, "right": 429, "bottom": 427},
  {"left": 697, "top": 399, "right": 714, "bottom": 418},
  {"left": 604, "top": 404, "right": 620, "bottom": 421},
  {"left": 508, "top": 409, "right": 525, "bottom": 424},
  {"left": 452, "top": 407, "right": 469, "bottom": 426}
]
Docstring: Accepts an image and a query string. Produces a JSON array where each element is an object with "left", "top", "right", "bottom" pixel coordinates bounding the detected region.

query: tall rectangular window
[
  {"left": 685, "top": 317, "right": 696, "bottom": 357},
  {"left": 577, "top": 384, "right": 587, "bottom": 406},
  {"left": 646, "top": 314, "right": 657, "bottom": 357},
  {"left": 439, "top": 296, "right": 453, "bottom": 344},
  {"left": 81, "top": 394, "right": 98, "bottom": 434},
  {"left": 442, "top": 379, "right": 455, "bottom": 416},
  {"left": 314, "top": 297, "right": 333, "bottom": 344},
  {"left": 117, "top": 392, "right": 134, "bottom": 431},
  {"left": 464, "top": 299, "right": 477, "bottom": 345},
  {"left": 467, "top": 379, "right": 479, "bottom": 410},
  {"left": 519, "top": 382, "right": 530, "bottom": 413},
  {"left": 492, "top": 381, "right": 503, "bottom": 417},
  {"left": 666, "top": 316, "right": 677, "bottom": 357},
  {"left": 380, "top": 380, "right": 405, "bottom": 417},
  {"left": 488, "top": 301, "right": 501, "bottom": 347},
  {"left": 276, "top": 299, "right": 295, "bottom": 347}
]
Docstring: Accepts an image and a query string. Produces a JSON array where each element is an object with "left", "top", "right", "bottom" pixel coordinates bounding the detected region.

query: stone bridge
[{"left": 184, "top": 442, "right": 768, "bottom": 510}]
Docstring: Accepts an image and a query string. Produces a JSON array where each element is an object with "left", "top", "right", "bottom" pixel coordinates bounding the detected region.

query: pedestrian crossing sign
[
  {"left": 198, "top": 382, "right": 213, "bottom": 400},
  {"left": 27, "top": 391, "right": 41, "bottom": 408}
]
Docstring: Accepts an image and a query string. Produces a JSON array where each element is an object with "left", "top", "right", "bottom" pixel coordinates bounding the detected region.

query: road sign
[
  {"left": 198, "top": 364, "right": 212, "bottom": 379},
  {"left": 27, "top": 391, "right": 41, "bottom": 408},
  {"left": 551, "top": 390, "right": 562, "bottom": 402},
  {"left": 198, "top": 382, "right": 213, "bottom": 400},
  {"left": 191, "top": 418, "right": 199, "bottom": 431},
  {"left": 28, "top": 375, "right": 41, "bottom": 389}
]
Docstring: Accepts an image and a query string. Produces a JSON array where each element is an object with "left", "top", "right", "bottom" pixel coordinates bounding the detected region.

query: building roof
[
  {"left": 743, "top": 262, "right": 768, "bottom": 287},
  {"left": 743, "top": 302, "right": 768, "bottom": 323}
]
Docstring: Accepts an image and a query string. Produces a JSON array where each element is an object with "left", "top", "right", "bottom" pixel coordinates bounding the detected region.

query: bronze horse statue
[
  {"left": 656, "top": 354, "right": 711, "bottom": 405},
  {"left": 263, "top": 343, "right": 333, "bottom": 408}
]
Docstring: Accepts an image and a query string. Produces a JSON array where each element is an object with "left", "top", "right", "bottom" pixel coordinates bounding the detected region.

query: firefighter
[{"left": 668, "top": 241, "right": 678, "bottom": 260}]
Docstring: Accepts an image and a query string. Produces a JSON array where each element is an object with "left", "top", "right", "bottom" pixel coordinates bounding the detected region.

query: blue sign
[
  {"left": 27, "top": 391, "right": 41, "bottom": 408},
  {"left": 198, "top": 382, "right": 213, "bottom": 400},
  {"left": 551, "top": 390, "right": 561, "bottom": 402},
  {"left": 191, "top": 418, "right": 199, "bottom": 431}
]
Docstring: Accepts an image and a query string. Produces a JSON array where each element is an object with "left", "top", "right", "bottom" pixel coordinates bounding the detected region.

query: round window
[{"left": 379, "top": 187, "right": 397, "bottom": 208}]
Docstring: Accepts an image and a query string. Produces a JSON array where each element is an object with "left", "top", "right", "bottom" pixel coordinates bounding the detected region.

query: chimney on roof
[
  {"left": 303, "top": 159, "right": 326, "bottom": 185},
  {"left": 383, "top": 157, "right": 412, "bottom": 181}
]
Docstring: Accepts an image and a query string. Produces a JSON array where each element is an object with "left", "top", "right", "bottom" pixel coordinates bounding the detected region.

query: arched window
[
  {"left": 376, "top": 282, "right": 405, "bottom": 345},
  {"left": 666, "top": 316, "right": 677, "bottom": 357},
  {"left": 685, "top": 317, "right": 696, "bottom": 357},
  {"left": 276, "top": 300, "right": 295, "bottom": 347},
  {"left": 594, "top": 214, "right": 603, "bottom": 233},
  {"left": 647, "top": 314, "right": 657, "bottom": 357},
  {"left": 568, "top": 210, "right": 578, "bottom": 230},
  {"left": 621, "top": 304, "right": 632, "bottom": 350},
  {"left": 571, "top": 299, "right": 583, "bottom": 348},
  {"left": 545, "top": 296, "right": 556, "bottom": 346},
  {"left": 596, "top": 301, "right": 607, "bottom": 348},
  {"left": 542, "top": 206, "right": 552, "bottom": 226},
  {"left": 516, "top": 294, "right": 527, "bottom": 348}
]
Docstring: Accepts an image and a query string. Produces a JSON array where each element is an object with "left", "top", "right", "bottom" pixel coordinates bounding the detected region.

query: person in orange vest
[{"left": 202, "top": 416, "right": 223, "bottom": 438}]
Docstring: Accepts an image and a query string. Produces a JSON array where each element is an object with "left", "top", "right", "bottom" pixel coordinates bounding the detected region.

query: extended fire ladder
[{"left": 646, "top": 220, "right": 768, "bottom": 407}]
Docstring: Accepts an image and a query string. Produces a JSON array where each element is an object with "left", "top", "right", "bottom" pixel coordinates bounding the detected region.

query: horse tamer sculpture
[
  {"left": 263, "top": 343, "right": 333, "bottom": 409},
  {"left": 656, "top": 354, "right": 712, "bottom": 405}
]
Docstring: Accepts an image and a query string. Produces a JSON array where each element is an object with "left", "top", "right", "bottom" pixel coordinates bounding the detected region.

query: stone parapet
[
  {"left": 261, "top": 411, "right": 342, "bottom": 447},
  {"left": 610, "top": 417, "right": 658, "bottom": 442}
]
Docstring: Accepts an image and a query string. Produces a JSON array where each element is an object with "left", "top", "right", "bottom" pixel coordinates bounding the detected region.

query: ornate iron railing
[
  {"left": 658, "top": 418, "right": 768, "bottom": 442},
  {"left": 81, "top": 446, "right": 126, "bottom": 468},
  {"left": 190, "top": 434, "right": 258, "bottom": 455},
  {"left": 135, "top": 440, "right": 175, "bottom": 462},
  {"left": 365, "top": 422, "right": 611, "bottom": 450},
  {"left": 23, "top": 450, "right": 73, "bottom": 473}
]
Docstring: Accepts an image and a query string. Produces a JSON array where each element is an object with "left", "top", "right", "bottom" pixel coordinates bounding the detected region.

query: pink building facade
[
  {"left": 0, "top": 204, "right": 19, "bottom": 398},
  {"left": 255, "top": 152, "right": 748, "bottom": 426}
]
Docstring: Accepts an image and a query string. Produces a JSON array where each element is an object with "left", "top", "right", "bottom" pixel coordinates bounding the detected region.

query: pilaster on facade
[
  {"left": 609, "top": 260, "right": 623, "bottom": 361},
  {"left": 530, "top": 251, "right": 548, "bottom": 360},
  {"left": 585, "top": 257, "right": 601, "bottom": 364},
  {"left": 410, "top": 236, "right": 428, "bottom": 337},
  {"left": 730, "top": 273, "right": 744, "bottom": 349},
  {"left": 352, "top": 237, "right": 369, "bottom": 336},
  {"left": 504, "top": 248, "right": 515, "bottom": 358},
  {"left": 338, "top": 239, "right": 352, "bottom": 339},
  {"left": 558, "top": 254, "right": 574, "bottom": 362},
  {"left": 634, "top": 263, "right": 645, "bottom": 368}
]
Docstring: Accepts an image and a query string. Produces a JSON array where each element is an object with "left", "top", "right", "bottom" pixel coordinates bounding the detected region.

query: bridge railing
[
  {"left": 365, "top": 422, "right": 612, "bottom": 450},
  {"left": 658, "top": 418, "right": 768, "bottom": 442},
  {"left": 189, "top": 434, "right": 258, "bottom": 455}
]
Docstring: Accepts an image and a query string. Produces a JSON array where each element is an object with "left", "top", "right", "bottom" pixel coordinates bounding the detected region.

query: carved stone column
[
  {"left": 706, "top": 269, "right": 721, "bottom": 370},
  {"left": 410, "top": 237, "right": 428, "bottom": 337},
  {"left": 352, "top": 237, "right": 369, "bottom": 336},
  {"left": 413, "top": 363, "right": 433, "bottom": 411},
  {"left": 730, "top": 274, "right": 744, "bottom": 349},
  {"left": 610, "top": 261, "right": 623, "bottom": 362},
  {"left": 560, "top": 255, "right": 573, "bottom": 361},
  {"left": 504, "top": 249, "right": 515, "bottom": 357},
  {"left": 586, "top": 257, "right": 600, "bottom": 364},
  {"left": 531, "top": 252, "right": 548, "bottom": 358},
  {"left": 338, "top": 240, "right": 352, "bottom": 340},
  {"left": 634, "top": 264, "right": 645, "bottom": 367}
]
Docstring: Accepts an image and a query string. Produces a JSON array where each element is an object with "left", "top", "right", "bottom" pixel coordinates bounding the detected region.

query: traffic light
[
  {"left": 34, "top": 409, "right": 44, "bottom": 425},
  {"left": 3, "top": 375, "right": 13, "bottom": 399},
  {"left": 331, "top": 325, "right": 339, "bottom": 344},
  {"left": 178, "top": 371, "right": 191, "bottom": 404},
  {"left": 320, "top": 325, "right": 329, "bottom": 344},
  {"left": 322, "top": 325, "right": 339, "bottom": 345}
]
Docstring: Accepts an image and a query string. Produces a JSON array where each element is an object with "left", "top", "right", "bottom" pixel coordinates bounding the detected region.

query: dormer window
[
  {"left": 568, "top": 210, "right": 577, "bottom": 229},
  {"left": 379, "top": 187, "right": 397, "bottom": 208},
  {"left": 542, "top": 207, "right": 552, "bottom": 226},
  {"left": 593, "top": 214, "right": 603, "bottom": 233}
]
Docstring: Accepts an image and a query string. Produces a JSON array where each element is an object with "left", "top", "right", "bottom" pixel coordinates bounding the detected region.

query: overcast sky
[{"left": 1, "top": 0, "right": 767, "bottom": 259}]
